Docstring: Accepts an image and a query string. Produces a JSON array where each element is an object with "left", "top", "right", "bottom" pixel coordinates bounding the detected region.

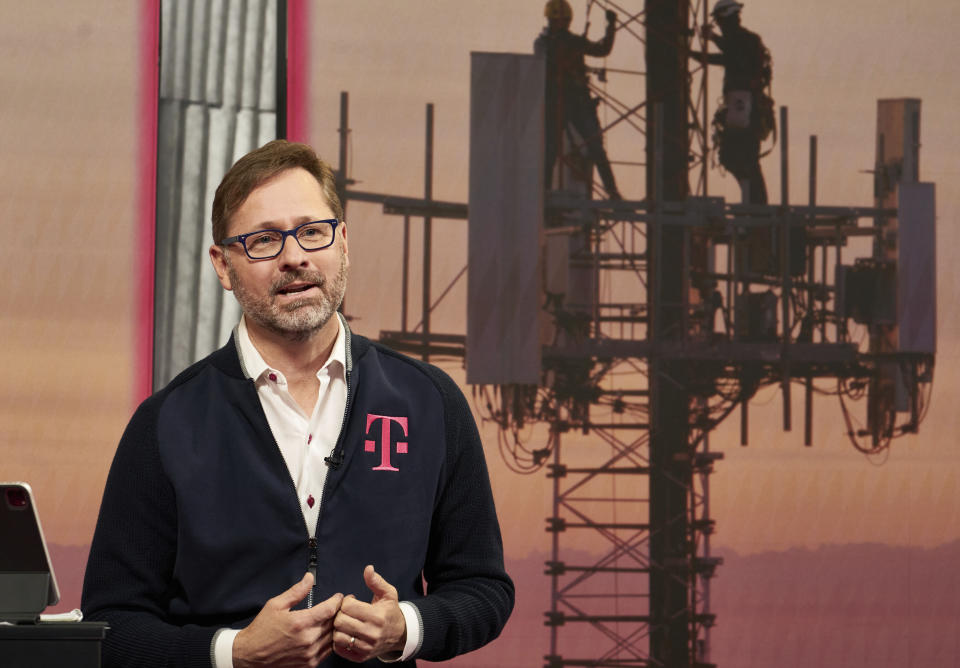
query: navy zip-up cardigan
[{"left": 81, "top": 323, "right": 514, "bottom": 667}]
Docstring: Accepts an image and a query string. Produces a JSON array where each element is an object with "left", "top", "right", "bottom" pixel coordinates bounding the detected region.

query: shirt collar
[{"left": 236, "top": 315, "right": 346, "bottom": 382}]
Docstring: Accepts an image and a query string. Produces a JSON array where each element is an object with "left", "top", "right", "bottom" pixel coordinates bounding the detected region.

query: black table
[{"left": 0, "top": 621, "right": 108, "bottom": 668}]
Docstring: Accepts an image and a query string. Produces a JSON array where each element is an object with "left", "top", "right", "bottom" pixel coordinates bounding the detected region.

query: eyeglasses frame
[{"left": 220, "top": 218, "right": 341, "bottom": 260}]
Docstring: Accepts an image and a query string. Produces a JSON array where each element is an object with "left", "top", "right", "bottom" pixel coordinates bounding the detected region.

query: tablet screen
[{"left": 0, "top": 481, "right": 61, "bottom": 616}]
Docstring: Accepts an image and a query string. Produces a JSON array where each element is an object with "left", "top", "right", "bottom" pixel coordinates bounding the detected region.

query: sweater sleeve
[
  {"left": 410, "top": 369, "right": 515, "bottom": 661},
  {"left": 81, "top": 397, "right": 219, "bottom": 668}
]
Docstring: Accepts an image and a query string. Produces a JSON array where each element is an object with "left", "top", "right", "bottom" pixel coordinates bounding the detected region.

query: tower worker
[
  {"left": 82, "top": 140, "right": 514, "bottom": 667},
  {"left": 535, "top": 0, "right": 621, "bottom": 200},
  {"left": 695, "top": 0, "right": 774, "bottom": 204}
]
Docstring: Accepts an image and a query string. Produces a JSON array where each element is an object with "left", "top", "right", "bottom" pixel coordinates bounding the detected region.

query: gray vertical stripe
[{"left": 154, "top": 0, "right": 280, "bottom": 389}]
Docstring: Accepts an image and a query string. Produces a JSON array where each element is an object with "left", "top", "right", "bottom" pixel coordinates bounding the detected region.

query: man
[
  {"left": 82, "top": 140, "right": 514, "bottom": 667},
  {"left": 535, "top": 0, "right": 621, "bottom": 200},
  {"left": 696, "top": 0, "right": 773, "bottom": 204}
]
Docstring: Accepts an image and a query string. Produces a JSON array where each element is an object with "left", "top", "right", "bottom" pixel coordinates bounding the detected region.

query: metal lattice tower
[{"left": 333, "top": 3, "right": 935, "bottom": 667}]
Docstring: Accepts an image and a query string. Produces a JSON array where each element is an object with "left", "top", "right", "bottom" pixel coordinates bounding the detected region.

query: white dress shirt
[
  {"left": 213, "top": 315, "right": 418, "bottom": 666},
  {"left": 236, "top": 314, "right": 347, "bottom": 536}
]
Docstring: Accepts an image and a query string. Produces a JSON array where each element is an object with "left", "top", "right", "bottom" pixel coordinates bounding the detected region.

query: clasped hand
[
  {"left": 234, "top": 565, "right": 407, "bottom": 667},
  {"left": 332, "top": 565, "right": 407, "bottom": 662}
]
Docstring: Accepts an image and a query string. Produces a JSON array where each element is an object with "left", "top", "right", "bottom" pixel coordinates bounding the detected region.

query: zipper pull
[{"left": 306, "top": 537, "right": 318, "bottom": 608}]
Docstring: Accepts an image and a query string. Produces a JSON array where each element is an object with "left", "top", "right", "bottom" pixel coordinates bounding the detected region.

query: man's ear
[
  {"left": 209, "top": 244, "right": 233, "bottom": 291},
  {"left": 340, "top": 221, "right": 349, "bottom": 269}
]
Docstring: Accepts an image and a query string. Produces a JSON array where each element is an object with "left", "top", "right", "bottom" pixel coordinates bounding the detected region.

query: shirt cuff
[
  {"left": 212, "top": 627, "right": 240, "bottom": 668},
  {"left": 379, "top": 601, "right": 422, "bottom": 663}
]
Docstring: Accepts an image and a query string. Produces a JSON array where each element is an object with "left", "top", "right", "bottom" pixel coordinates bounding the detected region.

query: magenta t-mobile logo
[{"left": 364, "top": 414, "right": 409, "bottom": 471}]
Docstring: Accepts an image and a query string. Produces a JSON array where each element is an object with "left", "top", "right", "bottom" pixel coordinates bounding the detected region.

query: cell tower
[{"left": 336, "top": 3, "right": 936, "bottom": 667}]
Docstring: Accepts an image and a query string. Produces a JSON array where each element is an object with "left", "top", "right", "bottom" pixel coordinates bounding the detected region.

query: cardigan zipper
[
  {"left": 250, "top": 385, "right": 318, "bottom": 609},
  {"left": 307, "top": 330, "right": 355, "bottom": 607},
  {"left": 236, "top": 321, "right": 357, "bottom": 610},
  {"left": 306, "top": 537, "right": 319, "bottom": 608}
]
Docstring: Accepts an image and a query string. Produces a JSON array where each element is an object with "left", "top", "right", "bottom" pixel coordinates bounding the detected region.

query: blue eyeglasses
[{"left": 220, "top": 219, "right": 340, "bottom": 260}]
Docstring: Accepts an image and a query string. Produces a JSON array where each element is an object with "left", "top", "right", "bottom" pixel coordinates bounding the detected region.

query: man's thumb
[
  {"left": 364, "top": 565, "right": 397, "bottom": 602},
  {"left": 274, "top": 572, "right": 314, "bottom": 609}
]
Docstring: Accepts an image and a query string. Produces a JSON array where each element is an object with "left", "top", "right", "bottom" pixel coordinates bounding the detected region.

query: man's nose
[{"left": 276, "top": 234, "right": 309, "bottom": 268}]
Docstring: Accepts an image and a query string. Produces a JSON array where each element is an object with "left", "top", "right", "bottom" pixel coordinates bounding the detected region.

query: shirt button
[
  {"left": 307, "top": 495, "right": 315, "bottom": 508},
  {"left": 308, "top": 434, "right": 313, "bottom": 444},
  {"left": 268, "top": 373, "right": 277, "bottom": 382}
]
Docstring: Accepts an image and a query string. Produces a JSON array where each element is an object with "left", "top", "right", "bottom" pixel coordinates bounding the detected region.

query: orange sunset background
[{"left": 1, "top": 2, "right": 959, "bottom": 666}]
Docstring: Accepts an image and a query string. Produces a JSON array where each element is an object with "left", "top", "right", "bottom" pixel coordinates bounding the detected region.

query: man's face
[
  {"left": 209, "top": 167, "right": 348, "bottom": 342},
  {"left": 548, "top": 16, "right": 571, "bottom": 32},
  {"left": 715, "top": 13, "right": 738, "bottom": 33}
]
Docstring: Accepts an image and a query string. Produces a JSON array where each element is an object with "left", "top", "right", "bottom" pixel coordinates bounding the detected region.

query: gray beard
[{"left": 227, "top": 251, "right": 348, "bottom": 343}]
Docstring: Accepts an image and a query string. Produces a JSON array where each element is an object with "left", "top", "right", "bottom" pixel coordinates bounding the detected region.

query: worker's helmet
[
  {"left": 711, "top": 0, "right": 744, "bottom": 18},
  {"left": 544, "top": 0, "right": 573, "bottom": 21}
]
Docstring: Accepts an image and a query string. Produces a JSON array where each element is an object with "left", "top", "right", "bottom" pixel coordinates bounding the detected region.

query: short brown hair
[{"left": 211, "top": 140, "right": 343, "bottom": 244}]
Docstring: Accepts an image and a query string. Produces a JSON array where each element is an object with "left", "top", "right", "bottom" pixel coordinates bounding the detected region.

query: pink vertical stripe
[
  {"left": 136, "top": 0, "right": 160, "bottom": 404},
  {"left": 286, "top": 0, "right": 310, "bottom": 142}
]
